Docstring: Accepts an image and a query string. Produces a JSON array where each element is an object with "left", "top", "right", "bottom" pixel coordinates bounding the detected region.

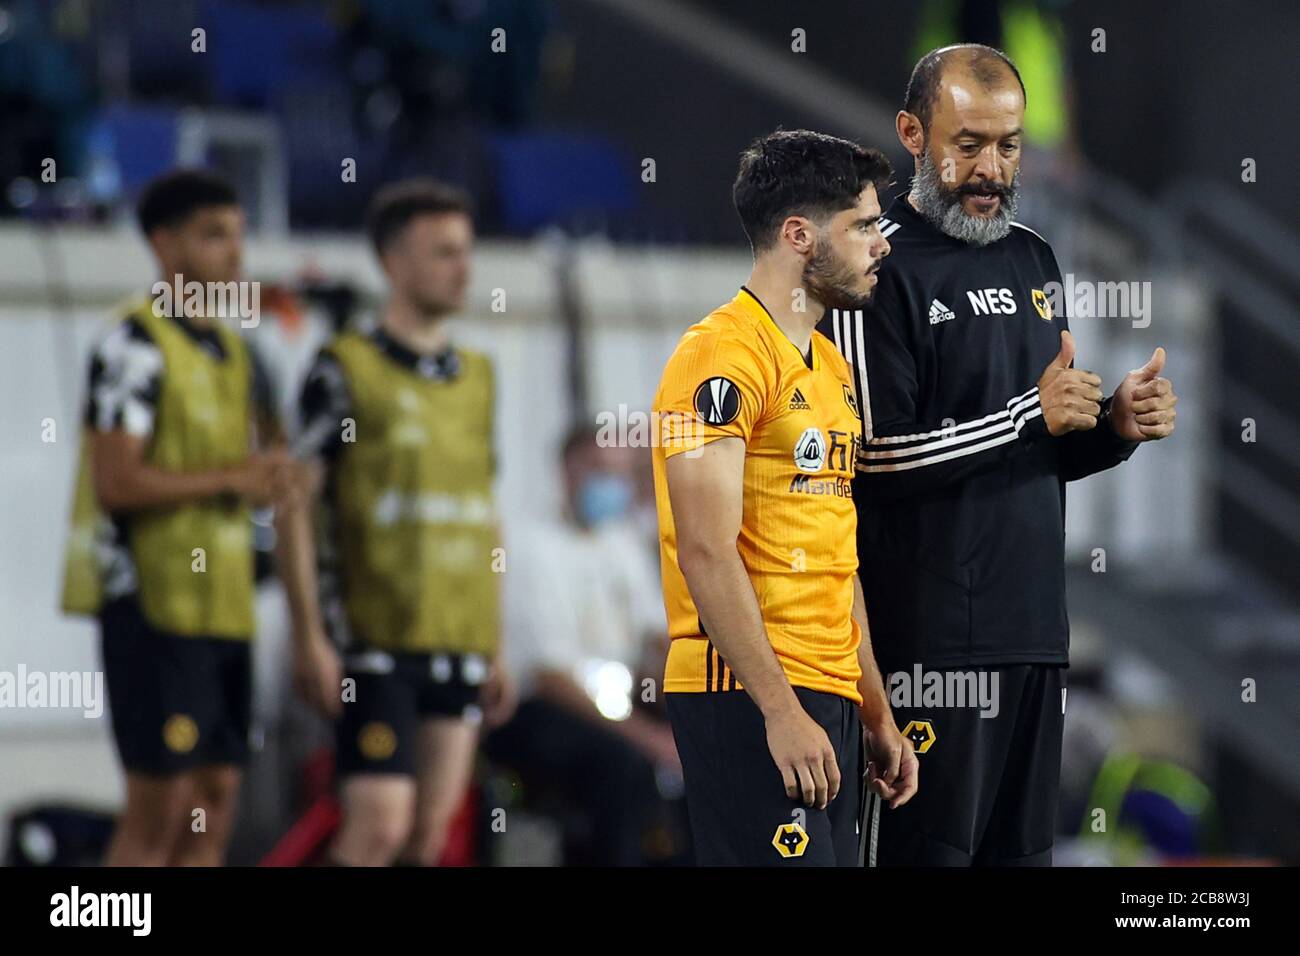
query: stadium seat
[{"left": 488, "top": 131, "right": 636, "bottom": 234}]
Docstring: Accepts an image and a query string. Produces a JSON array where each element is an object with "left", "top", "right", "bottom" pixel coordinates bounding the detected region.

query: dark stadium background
[{"left": 0, "top": 0, "right": 1296, "bottom": 867}]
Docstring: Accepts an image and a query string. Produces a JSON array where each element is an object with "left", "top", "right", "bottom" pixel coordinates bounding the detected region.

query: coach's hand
[
  {"left": 864, "top": 718, "right": 918, "bottom": 809},
  {"left": 765, "top": 705, "right": 840, "bottom": 809},
  {"left": 294, "top": 630, "right": 343, "bottom": 719},
  {"left": 1038, "top": 331, "right": 1104, "bottom": 436},
  {"left": 1109, "top": 347, "right": 1177, "bottom": 442}
]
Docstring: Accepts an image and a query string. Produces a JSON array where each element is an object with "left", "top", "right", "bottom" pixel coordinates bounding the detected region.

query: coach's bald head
[
  {"left": 897, "top": 45, "right": 1026, "bottom": 245},
  {"left": 903, "top": 45, "right": 1025, "bottom": 135}
]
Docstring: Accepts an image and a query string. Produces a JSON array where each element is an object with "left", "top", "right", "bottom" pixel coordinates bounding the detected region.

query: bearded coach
[{"left": 818, "top": 44, "right": 1178, "bottom": 866}]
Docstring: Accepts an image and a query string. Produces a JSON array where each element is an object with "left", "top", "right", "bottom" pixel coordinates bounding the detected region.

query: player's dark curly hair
[
  {"left": 732, "top": 129, "right": 892, "bottom": 253},
  {"left": 136, "top": 169, "right": 238, "bottom": 235},
  {"left": 904, "top": 44, "right": 1026, "bottom": 132}
]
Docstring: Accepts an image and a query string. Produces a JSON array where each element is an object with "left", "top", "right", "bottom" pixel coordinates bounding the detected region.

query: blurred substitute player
[
  {"left": 61, "top": 170, "right": 293, "bottom": 865},
  {"left": 277, "top": 179, "right": 514, "bottom": 866},
  {"left": 819, "top": 45, "right": 1179, "bottom": 866},
  {"left": 653, "top": 131, "right": 918, "bottom": 867}
]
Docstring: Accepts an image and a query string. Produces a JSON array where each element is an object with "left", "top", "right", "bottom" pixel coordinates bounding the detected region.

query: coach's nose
[{"left": 973, "top": 144, "right": 1002, "bottom": 184}]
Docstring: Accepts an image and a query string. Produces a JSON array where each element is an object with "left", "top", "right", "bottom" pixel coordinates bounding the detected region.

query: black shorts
[
  {"left": 666, "top": 686, "right": 862, "bottom": 866},
  {"left": 871, "top": 663, "right": 1066, "bottom": 866},
  {"left": 335, "top": 649, "right": 488, "bottom": 778},
  {"left": 99, "top": 595, "right": 252, "bottom": 775}
]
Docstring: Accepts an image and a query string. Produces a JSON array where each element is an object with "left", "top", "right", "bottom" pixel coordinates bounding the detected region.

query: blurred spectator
[{"left": 486, "top": 424, "right": 685, "bottom": 865}]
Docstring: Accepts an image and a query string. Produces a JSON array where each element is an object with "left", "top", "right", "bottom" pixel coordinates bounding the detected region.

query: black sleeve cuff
[
  {"left": 1099, "top": 396, "right": 1142, "bottom": 458},
  {"left": 1016, "top": 393, "right": 1050, "bottom": 444}
]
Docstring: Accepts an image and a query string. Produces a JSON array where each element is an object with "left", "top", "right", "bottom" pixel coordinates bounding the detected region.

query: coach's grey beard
[{"left": 911, "top": 151, "right": 1020, "bottom": 247}]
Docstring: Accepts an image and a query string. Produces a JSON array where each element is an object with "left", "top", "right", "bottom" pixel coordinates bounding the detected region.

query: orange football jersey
[{"left": 652, "top": 287, "right": 863, "bottom": 703}]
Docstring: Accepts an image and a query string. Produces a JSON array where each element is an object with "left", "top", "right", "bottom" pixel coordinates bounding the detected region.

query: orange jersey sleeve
[{"left": 655, "top": 325, "right": 774, "bottom": 458}]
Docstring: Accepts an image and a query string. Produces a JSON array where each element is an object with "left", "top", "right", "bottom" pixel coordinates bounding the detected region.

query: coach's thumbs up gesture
[
  {"left": 1038, "top": 331, "right": 1104, "bottom": 435},
  {"left": 1109, "top": 347, "right": 1178, "bottom": 441}
]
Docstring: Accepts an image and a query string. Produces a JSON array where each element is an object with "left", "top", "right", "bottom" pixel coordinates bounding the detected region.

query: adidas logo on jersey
[
  {"left": 789, "top": 387, "right": 811, "bottom": 410},
  {"left": 929, "top": 299, "right": 956, "bottom": 325}
]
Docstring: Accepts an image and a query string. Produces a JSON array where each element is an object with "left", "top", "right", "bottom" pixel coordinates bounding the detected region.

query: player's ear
[
  {"left": 376, "top": 245, "right": 400, "bottom": 281},
  {"left": 145, "top": 228, "right": 172, "bottom": 269},
  {"left": 896, "top": 110, "right": 925, "bottom": 158},
  {"left": 780, "top": 215, "right": 816, "bottom": 256}
]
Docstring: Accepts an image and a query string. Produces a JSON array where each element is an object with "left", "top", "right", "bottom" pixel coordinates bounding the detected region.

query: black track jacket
[{"left": 818, "top": 194, "right": 1139, "bottom": 672}]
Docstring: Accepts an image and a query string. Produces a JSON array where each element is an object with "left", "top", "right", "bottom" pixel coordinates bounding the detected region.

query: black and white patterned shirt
[{"left": 84, "top": 312, "right": 274, "bottom": 602}]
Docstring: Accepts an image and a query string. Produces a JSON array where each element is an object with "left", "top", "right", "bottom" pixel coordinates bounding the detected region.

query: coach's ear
[{"left": 896, "top": 110, "right": 925, "bottom": 159}]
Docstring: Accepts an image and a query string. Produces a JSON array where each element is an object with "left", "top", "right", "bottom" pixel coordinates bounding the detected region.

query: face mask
[{"left": 576, "top": 474, "right": 633, "bottom": 527}]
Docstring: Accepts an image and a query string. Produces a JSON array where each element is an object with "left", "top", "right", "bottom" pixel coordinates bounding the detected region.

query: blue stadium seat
[
  {"left": 86, "top": 105, "right": 179, "bottom": 196},
  {"left": 203, "top": 0, "right": 340, "bottom": 109},
  {"left": 274, "top": 84, "right": 384, "bottom": 229},
  {"left": 488, "top": 132, "right": 636, "bottom": 234}
]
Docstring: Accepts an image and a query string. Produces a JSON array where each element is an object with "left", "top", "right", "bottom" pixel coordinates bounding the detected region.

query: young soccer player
[
  {"left": 654, "top": 131, "right": 917, "bottom": 866},
  {"left": 63, "top": 169, "right": 292, "bottom": 865},
  {"left": 277, "top": 179, "right": 513, "bottom": 866}
]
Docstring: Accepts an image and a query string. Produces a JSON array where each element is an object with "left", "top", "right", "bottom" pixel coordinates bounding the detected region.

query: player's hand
[
  {"left": 266, "top": 447, "right": 309, "bottom": 508},
  {"left": 293, "top": 630, "right": 343, "bottom": 719},
  {"left": 863, "top": 717, "right": 918, "bottom": 809},
  {"left": 1109, "top": 347, "right": 1177, "bottom": 442},
  {"left": 222, "top": 456, "right": 267, "bottom": 504},
  {"left": 480, "top": 659, "right": 518, "bottom": 728},
  {"left": 765, "top": 704, "right": 840, "bottom": 809},
  {"left": 1038, "top": 331, "right": 1104, "bottom": 436},
  {"left": 226, "top": 448, "right": 297, "bottom": 507}
]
